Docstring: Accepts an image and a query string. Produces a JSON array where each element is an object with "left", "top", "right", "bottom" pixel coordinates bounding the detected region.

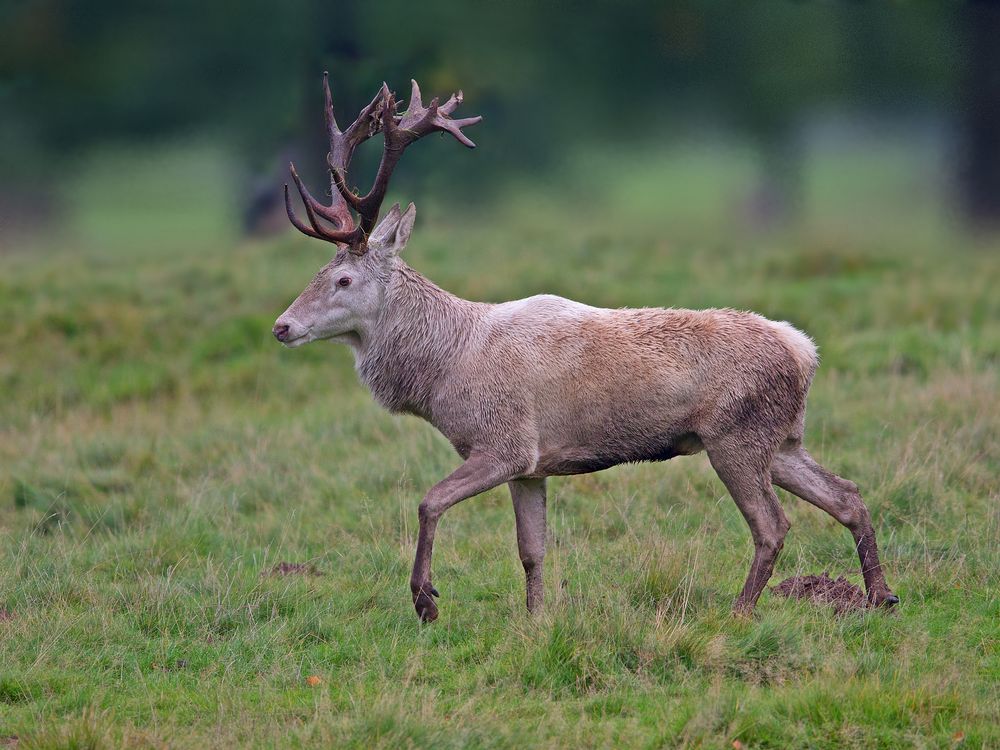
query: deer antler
[{"left": 285, "top": 74, "right": 482, "bottom": 254}]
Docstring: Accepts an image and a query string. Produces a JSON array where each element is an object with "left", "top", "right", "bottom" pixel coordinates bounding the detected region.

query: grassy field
[{"left": 1, "top": 143, "right": 998, "bottom": 748}]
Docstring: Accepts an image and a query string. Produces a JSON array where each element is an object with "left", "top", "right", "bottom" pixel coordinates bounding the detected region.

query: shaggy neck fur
[{"left": 355, "top": 261, "right": 485, "bottom": 418}]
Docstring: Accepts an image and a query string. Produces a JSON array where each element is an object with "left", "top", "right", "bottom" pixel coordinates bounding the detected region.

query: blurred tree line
[{"left": 1, "top": 0, "right": 998, "bottom": 231}]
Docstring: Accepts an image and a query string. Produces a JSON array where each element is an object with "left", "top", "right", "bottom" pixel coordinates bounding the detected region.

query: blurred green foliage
[{"left": 0, "top": 1, "right": 960, "bottom": 188}]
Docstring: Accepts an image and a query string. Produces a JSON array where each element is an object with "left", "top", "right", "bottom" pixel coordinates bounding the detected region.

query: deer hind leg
[
  {"left": 706, "top": 435, "right": 791, "bottom": 615},
  {"left": 509, "top": 478, "right": 547, "bottom": 614},
  {"left": 771, "top": 442, "right": 898, "bottom": 607}
]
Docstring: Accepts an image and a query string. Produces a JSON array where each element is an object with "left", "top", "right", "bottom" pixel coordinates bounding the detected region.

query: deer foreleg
[{"left": 410, "top": 454, "right": 521, "bottom": 622}]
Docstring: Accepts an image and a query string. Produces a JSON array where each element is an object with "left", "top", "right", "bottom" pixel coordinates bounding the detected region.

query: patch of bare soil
[
  {"left": 772, "top": 573, "right": 868, "bottom": 614},
  {"left": 263, "top": 561, "right": 324, "bottom": 577},
  {"left": 0, "top": 608, "right": 13, "bottom": 622}
]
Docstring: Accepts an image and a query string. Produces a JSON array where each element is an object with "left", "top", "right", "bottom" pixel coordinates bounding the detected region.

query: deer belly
[{"left": 534, "top": 430, "right": 704, "bottom": 476}]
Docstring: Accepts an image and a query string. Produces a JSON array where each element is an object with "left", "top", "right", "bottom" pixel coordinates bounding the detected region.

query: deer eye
[{"left": 336, "top": 276, "right": 352, "bottom": 288}]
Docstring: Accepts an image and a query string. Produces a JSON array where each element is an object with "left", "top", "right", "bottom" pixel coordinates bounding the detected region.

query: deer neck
[{"left": 355, "top": 262, "right": 483, "bottom": 418}]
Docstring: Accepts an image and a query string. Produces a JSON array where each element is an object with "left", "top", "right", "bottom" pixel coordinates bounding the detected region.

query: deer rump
[{"left": 423, "top": 295, "right": 819, "bottom": 479}]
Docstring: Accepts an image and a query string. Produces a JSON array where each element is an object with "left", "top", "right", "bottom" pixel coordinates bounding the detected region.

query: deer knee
[
  {"left": 756, "top": 516, "right": 789, "bottom": 555},
  {"left": 766, "top": 530, "right": 788, "bottom": 554},
  {"left": 755, "top": 536, "right": 784, "bottom": 559},
  {"left": 837, "top": 487, "right": 872, "bottom": 529},
  {"left": 520, "top": 547, "right": 545, "bottom": 575},
  {"left": 418, "top": 499, "right": 443, "bottom": 524}
]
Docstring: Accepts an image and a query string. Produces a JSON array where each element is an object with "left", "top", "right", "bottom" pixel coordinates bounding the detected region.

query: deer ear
[
  {"left": 368, "top": 203, "right": 402, "bottom": 248},
  {"left": 369, "top": 202, "right": 416, "bottom": 257},
  {"left": 391, "top": 202, "right": 416, "bottom": 255}
]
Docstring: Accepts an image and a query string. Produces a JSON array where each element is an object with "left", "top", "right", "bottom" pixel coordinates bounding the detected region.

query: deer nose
[{"left": 272, "top": 323, "right": 290, "bottom": 342}]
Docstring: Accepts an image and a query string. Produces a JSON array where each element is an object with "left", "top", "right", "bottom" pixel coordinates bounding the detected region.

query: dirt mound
[
  {"left": 772, "top": 573, "right": 867, "bottom": 614},
  {"left": 263, "top": 561, "right": 324, "bottom": 577}
]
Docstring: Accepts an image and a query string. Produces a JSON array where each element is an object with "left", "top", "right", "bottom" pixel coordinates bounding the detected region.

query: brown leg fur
[
  {"left": 770, "top": 441, "right": 897, "bottom": 607},
  {"left": 509, "top": 478, "right": 547, "bottom": 614},
  {"left": 706, "top": 435, "right": 791, "bottom": 615}
]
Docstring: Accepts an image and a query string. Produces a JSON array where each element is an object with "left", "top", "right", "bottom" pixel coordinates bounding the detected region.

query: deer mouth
[{"left": 281, "top": 330, "right": 312, "bottom": 348}]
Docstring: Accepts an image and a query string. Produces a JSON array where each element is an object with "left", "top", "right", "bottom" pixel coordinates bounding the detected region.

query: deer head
[{"left": 272, "top": 73, "right": 481, "bottom": 347}]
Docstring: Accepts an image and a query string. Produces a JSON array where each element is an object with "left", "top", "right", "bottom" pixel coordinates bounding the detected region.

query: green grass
[{"left": 1, "top": 142, "right": 998, "bottom": 748}]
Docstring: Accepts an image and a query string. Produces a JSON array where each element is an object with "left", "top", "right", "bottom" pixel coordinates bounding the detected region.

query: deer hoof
[
  {"left": 869, "top": 591, "right": 900, "bottom": 609},
  {"left": 413, "top": 585, "right": 439, "bottom": 623}
]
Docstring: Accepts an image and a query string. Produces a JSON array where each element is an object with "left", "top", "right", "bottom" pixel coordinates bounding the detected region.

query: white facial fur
[{"left": 274, "top": 203, "right": 415, "bottom": 348}]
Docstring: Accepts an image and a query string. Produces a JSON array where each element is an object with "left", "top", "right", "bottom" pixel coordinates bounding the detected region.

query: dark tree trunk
[
  {"left": 959, "top": 0, "right": 1000, "bottom": 230},
  {"left": 745, "top": 128, "right": 803, "bottom": 232}
]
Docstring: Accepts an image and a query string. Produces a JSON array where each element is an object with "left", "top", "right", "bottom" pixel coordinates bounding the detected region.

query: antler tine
[
  {"left": 289, "top": 162, "right": 345, "bottom": 230},
  {"left": 286, "top": 74, "right": 481, "bottom": 253},
  {"left": 285, "top": 168, "right": 363, "bottom": 246},
  {"left": 330, "top": 167, "right": 364, "bottom": 213},
  {"left": 292, "top": 171, "right": 323, "bottom": 234},
  {"left": 284, "top": 184, "right": 325, "bottom": 241},
  {"left": 438, "top": 89, "right": 464, "bottom": 115},
  {"left": 322, "top": 72, "right": 339, "bottom": 141},
  {"left": 407, "top": 79, "right": 424, "bottom": 117},
  {"left": 348, "top": 79, "right": 482, "bottom": 236},
  {"left": 327, "top": 83, "right": 384, "bottom": 177}
]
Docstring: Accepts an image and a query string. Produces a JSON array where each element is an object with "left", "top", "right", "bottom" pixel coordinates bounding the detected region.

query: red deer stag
[{"left": 274, "top": 74, "right": 898, "bottom": 622}]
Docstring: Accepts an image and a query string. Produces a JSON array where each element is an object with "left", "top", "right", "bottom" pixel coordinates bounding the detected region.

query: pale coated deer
[{"left": 273, "top": 74, "right": 898, "bottom": 622}]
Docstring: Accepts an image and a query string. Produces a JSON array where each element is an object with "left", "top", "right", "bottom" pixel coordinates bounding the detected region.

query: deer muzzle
[
  {"left": 272, "top": 315, "right": 311, "bottom": 347},
  {"left": 272, "top": 323, "right": 291, "bottom": 342}
]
